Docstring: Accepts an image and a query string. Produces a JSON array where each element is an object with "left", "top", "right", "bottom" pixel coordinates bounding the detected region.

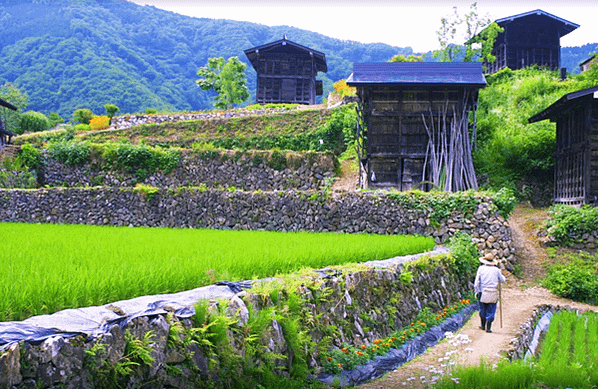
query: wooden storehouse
[
  {"left": 482, "top": 10, "right": 579, "bottom": 74},
  {"left": 244, "top": 36, "right": 327, "bottom": 105},
  {"left": 579, "top": 55, "right": 598, "bottom": 73},
  {"left": 529, "top": 85, "right": 598, "bottom": 206},
  {"left": 347, "top": 62, "right": 486, "bottom": 191},
  {"left": 0, "top": 97, "right": 17, "bottom": 150}
]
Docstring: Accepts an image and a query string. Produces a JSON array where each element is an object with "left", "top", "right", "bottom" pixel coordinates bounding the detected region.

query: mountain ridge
[{"left": 0, "top": 0, "right": 594, "bottom": 118}]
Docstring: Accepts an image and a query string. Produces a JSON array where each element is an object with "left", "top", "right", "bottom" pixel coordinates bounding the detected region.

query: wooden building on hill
[
  {"left": 482, "top": 10, "right": 579, "bottom": 74},
  {"left": 244, "top": 36, "right": 327, "bottom": 105},
  {"left": 0, "top": 97, "right": 17, "bottom": 150},
  {"left": 347, "top": 62, "right": 486, "bottom": 191},
  {"left": 579, "top": 54, "right": 598, "bottom": 73},
  {"left": 529, "top": 85, "right": 598, "bottom": 206}
]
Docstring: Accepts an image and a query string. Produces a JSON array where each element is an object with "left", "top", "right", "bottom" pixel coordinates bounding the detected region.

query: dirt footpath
[{"left": 351, "top": 205, "right": 598, "bottom": 389}]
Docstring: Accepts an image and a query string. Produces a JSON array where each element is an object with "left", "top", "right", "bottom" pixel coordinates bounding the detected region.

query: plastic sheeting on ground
[
  {"left": 0, "top": 246, "right": 448, "bottom": 351},
  {"left": 0, "top": 282, "right": 248, "bottom": 350},
  {"left": 524, "top": 310, "right": 553, "bottom": 360},
  {"left": 316, "top": 303, "right": 478, "bottom": 387}
]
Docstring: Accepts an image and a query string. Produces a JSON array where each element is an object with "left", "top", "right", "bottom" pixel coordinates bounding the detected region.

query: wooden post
[{"left": 499, "top": 282, "right": 503, "bottom": 328}]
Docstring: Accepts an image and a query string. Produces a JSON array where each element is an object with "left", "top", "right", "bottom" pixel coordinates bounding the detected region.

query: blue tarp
[{"left": 0, "top": 247, "right": 449, "bottom": 351}]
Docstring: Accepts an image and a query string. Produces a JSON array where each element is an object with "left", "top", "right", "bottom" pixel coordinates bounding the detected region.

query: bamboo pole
[{"left": 499, "top": 282, "right": 503, "bottom": 328}]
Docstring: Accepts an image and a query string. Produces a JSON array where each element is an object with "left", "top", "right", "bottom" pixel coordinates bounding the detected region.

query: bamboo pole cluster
[{"left": 422, "top": 91, "right": 478, "bottom": 192}]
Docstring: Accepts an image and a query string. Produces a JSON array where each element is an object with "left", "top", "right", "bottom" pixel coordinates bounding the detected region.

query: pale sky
[{"left": 129, "top": 0, "right": 597, "bottom": 53}]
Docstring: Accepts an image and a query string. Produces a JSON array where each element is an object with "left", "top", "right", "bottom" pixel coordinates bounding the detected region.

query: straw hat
[{"left": 479, "top": 253, "right": 498, "bottom": 266}]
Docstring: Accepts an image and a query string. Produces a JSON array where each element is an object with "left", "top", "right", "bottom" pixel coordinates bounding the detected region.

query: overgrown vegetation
[
  {"left": 0, "top": 222, "right": 434, "bottom": 322},
  {"left": 474, "top": 66, "right": 598, "bottom": 197},
  {"left": 543, "top": 251, "right": 598, "bottom": 304},
  {"left": 384, "top": 188, "right": 517, "bottom": 223},
  {"left": 543, "top": 204, "right": 598, "bottom": 246}
]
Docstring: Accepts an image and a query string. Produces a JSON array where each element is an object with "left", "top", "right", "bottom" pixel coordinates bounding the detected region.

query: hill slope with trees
[
  {"left": 0, "top": 0, "right": 410, "bottom": 117},
  {"left": 0, "top": 0, "right": 595, "bottom": 119}
]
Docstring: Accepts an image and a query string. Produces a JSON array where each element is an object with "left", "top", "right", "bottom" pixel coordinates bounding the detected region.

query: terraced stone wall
[
  {"left": 0, "top": 254, "right": 472, "bottom": 389},
  {"left": 0, "top": 188, "right": 515, "bottom": 267},
  {"left": 39, "top": 149, "right": 336, "bottom": 191}
]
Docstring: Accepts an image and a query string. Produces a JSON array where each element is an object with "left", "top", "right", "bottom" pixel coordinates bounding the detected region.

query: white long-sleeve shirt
[{"left": 474, "top": 265, "right": 506, "bottom": 295}]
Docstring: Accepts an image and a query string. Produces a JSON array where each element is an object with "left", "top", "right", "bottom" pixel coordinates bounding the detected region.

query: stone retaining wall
[
  {"left": 110, "top": 106, "right": 322, "bottom": 131},
  {"left": 39, "top": 149, "right": 336, "bottom": 191},
  {"left": 0, "top": 254, "right": 472, "bottom": 389},
  {"left": 0, "top": 188, "right": 515, "bottom": 266},
  {"left": 507, "top": 304, "right": 553, "bottom": 360}
]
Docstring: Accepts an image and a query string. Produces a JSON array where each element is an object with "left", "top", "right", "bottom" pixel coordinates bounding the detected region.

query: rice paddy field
[
  {"left": 434, "top": 310, "right": 598, "bottom": 389},
  {"left": 0, "top": 222, "right": 435, "bottom": 322}
]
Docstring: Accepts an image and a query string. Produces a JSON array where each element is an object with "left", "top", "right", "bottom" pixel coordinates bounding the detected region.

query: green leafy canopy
[{"left": 196, "top": 56, "right": 250, "bottom": 110}]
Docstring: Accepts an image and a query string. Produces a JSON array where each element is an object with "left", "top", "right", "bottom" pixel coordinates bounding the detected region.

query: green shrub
[
  {"left": 543, "top": 256, "right": 598, "bottom": 303},
  {"left": 104, "top": 104, "right": 120, "bottom": 123},
  {"left": 74, "top": 123, "right": 91, "bottom": 132},
  {"left": 18, "top": 143, "right": 41, "bottom": 170},
  {"left": 101, "top": 142, "right": 180, "bottom": 173},
  {"left": 145, "top": 108, "right": 157, "bottom": 114},
  {"left": 544, "top": 205, "right": 598, "bottom": 246},
  {"left": 447, "top": 233, "right": 480, "bottom": 277},
  {"left": 492, "top": 187, "right": 517, "bottom": 219},
  {"left": 48, "top": 112, "right": 64, "bottom": 128},
  {"left": 48, "top": 141, "right": 91, "bottom": 165},
  {"left": 18, "top": 111, "right": 50, "bottom": 133},
  {"left": 72, "top": 108, "right": 94, "bottom": 124}
]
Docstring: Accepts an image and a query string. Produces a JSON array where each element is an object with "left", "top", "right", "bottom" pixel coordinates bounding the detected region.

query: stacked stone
[
  {"left": 0, "top": 188, "right": 514, "bottom": 265},
  {"left": 0, "top": 255, "right": 471, "bottom": 389}
]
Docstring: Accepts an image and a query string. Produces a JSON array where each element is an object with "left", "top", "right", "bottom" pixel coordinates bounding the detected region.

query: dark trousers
[{"left": 479, "top": 302, "right": 497, "bottom": 323}]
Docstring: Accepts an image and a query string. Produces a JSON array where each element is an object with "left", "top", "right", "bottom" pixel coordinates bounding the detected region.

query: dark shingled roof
[
  {"left": 244, "top": 36, "right": 327, "bottom": 73},
  {"left": 528, "top": 85, "right": 598, "bottom": 123},
  {"left": 495, "top": 9, "right": 579, "bottom": 37},
  {"left": 346, "top": 62, "right": 486, "bottom": 87},
  {"left": 0, "top": 97, "right": 17, "bottom": 111}
]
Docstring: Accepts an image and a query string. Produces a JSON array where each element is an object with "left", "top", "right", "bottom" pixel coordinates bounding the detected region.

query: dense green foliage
[
  {"left": 0, "top": 222, "right": 435, "bottom": 321},
  {"left": 385, "top": 189, "right": 517, "bottom": 222},
  {"left": 199, "top": 104, "right": 357, "bottom": 155},
  {"left": 543, "top": 253, "right": 598, "bottom": 304},
  {"left": 0, "top": 82, "right": 28, "bottom": 134},
  {"left": 0, "top": 0, "right": 414, "bottom": 117},
  {"left": 473, "top": 66, "right": 598, "bottom": 194},
  {"left": 434, "top": 310, "right": 598, "bottom": 388},
  {"left": 0, "top": 1, "right": 591, "bottom": 119},
  {"left": 196, "top": 56, "right": 249, "bottom": 109},
  {"left": 18, "top": 110, "right": 50, "bottom": 133},
  {"left": 544, "top": 204, "right": 598, "bottom": 246}
]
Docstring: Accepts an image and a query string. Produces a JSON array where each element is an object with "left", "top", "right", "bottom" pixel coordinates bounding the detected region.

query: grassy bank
[{"left": 0, "top": 222, "right": 434, "bottom": 322}]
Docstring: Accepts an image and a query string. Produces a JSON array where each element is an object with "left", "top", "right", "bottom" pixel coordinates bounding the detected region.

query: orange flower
[
  {"left": 341, "top": 348, "right": 348, "bottom": 353},
  {"left": 356, "top": 351, "right": 363, "bottom": 356},
  {"left": 401, "top": 336, "right": 405, "bottom": 340},
  {"left": 337, "top": 363, "right": 342, "bottom": 367},
  {"left": 361, "top": 345, "right": 366, "bottom": 350},
  {"left": 391, "top": 337, "right": 396, "bottom": 341},
  {"left": 328, "top": 356, "right": 332, "bottom": 361},
  {"left": 374, "top": 339, "right": 380, "bottom": 344},
  {"left": 420, "top": 322, "right": 426, "bottom": 326}
]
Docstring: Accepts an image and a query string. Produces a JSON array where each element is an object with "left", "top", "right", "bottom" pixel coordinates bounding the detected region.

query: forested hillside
[
  {"left": 0, "top": 0, "right": 410, "bottom": 117},
  {"left": 0, "top": 0, "right": 594, "bottom": 119}
]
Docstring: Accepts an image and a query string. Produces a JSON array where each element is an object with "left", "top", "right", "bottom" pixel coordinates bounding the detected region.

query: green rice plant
[
  {"left": 435, "top": 311, "right": 598, "bottom": 389},
  {"left": 0, "top": 222, "right": 434, "bottom": 322},
  {"left": 434, "top": 359, "right": 534, "bottom": 389}
]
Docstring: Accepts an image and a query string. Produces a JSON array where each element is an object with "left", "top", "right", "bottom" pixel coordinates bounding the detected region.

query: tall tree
[
  {"left": 196, "top": 57, "right": 249, "bottom": 110},
  {"left": 0, "top": 83, "right": 28, "bottom": 135},
  {"left": 433, "top": 2, "right": 503, "bottom": 63}
]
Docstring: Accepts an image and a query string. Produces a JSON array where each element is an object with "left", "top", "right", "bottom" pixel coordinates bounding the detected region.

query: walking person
[{"left": 474, "top": 253, "right": 506, "bottom": 333}]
